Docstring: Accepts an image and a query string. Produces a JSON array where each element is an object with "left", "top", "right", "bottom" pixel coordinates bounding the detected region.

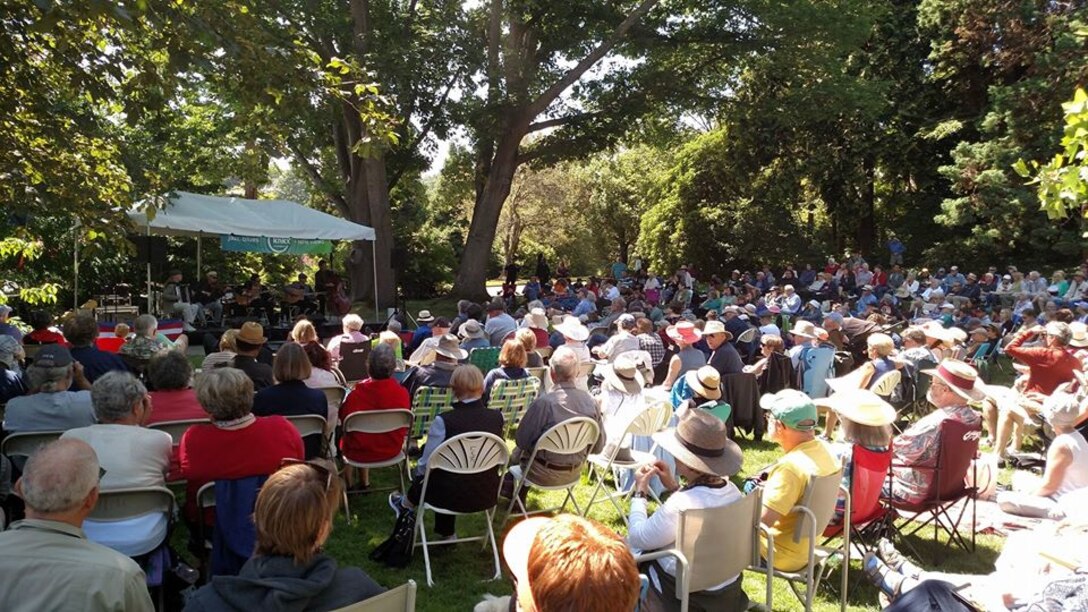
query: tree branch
[
  {"left": 388, "top": 67, "right": 466, "bottom": 190},
  {"left": 527, "top": 112, "right": 599, "bottom": 133},
  {"left": 287, "top": 142, "right": 350, "bottom": 218},
  {"left": 527, "top": 0, "right": 662, "bottom": 117}
]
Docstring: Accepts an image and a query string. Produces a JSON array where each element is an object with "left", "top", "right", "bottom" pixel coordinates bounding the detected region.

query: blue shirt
[
  {"left": 69, "top": 346, "right": 128, "bottom": 384},
  {"left": 0, "top": 367, "right": 26, "bottom": 403},
  {"left": 573, "top": 299, "right": 596, "bottom": 317},
  {"left": 408, "top": 325, "right": 432, "bottom": 354},
  {"left": 0, "top": 322, "right": 22, "bottom": 342}
]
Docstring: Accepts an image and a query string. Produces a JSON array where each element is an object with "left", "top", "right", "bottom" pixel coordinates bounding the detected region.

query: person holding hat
[
  {"left": 885, "top": 360, "right": 983, "bottom": 505},
  {"left": 816, "top": 390, "right": 894, "bottom": 526},
  {"left": 407, "top": 310, "right": 437, "bottom": 354},
  {"left": 0, "top": 304, "right": 22, "bottom": 342},
  {"left": 592, "top": 313, "right": 640, "bottom": 362},
  {"left": 704, "top": 320, "right": 743, "bottom": 377},
  {"left": 401, "top": 334, "right": 466, "bottom": 398},
  {"left": 756, "top": 390, "right": 838, "bottom": 572},
  {"left": 485, "top": 299, "right": 518, "bottom": 347},
  {"left": 490, "top": 514, "right": 639, "bottom": 612},
  {"left": 232, "top": 321, "right": 275, "bottom": 391},
  {"left": 458, "top": 319, "right": 490, "bottom": 352},
  {"left": 3, "top": 344, "right": 95, "bottom": 434},
  {"left": 994, "top": 321, "right": 1082, "bottom": 457},
  {"left": 627, "top": 408, "right": 747, "bottom": 610},
  {"left": 0, "top": 335, "right": 26, "bottom": 403},
  {"left": 661, "top": 321, "right": 706, "bottom": 390},
  {"left": 996, "top": 392, "right": 1088, "bottom": 519}
]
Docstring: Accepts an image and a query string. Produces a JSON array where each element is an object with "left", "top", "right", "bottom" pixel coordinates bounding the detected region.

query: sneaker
[
  {"left": 877, "top": 538, "right": 922, "bottom": 579},
  {"left": 388, "top": 492, "right": 406, "bottom": 517},
  {"left": 435, "top": 532, "right": 458, "bottom": 543},
  {"left": 862, "top": 551, "right": 905, "bottom": 598}
]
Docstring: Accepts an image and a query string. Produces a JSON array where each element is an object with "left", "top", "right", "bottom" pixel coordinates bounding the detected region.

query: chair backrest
[
  {"left": 678, "top": 488, "right": 763, "bottom": 592},
  {"left": 89, "top": 486, "right": 175, "bottom": 522},
  {"left": 343, "top": 409, "right": 413, "bottom": 436},
  {"left": 525, "top": 366, "right": 548, "bottom": 385},
  {"left": 847, "top": 445, "right": 893, "bottom": 525},
  {"left": 487, "top": 376, "right": 541, "bottom": 431},
  {"left": 802, "top": 346, "right": 836, "bottom": 399},
  {"left": 197, "top": 481, "right": 217, "bottom": 510},
  {"left": 330, "top": 580, "right": 417, "bottom": 612},
  {"left": 426, "top": 432, "right": 510, "bottom": 475},
  {"left": 736, "top": 327, "right": 758, "bottom": 344},
  {"left": 286, "top": 414, "right": 328, "bottom": 438},
  {"left": 535, "top": 346, "right": 553, "bottom": 362},
  {"left": 468, "top": 347, "right": 501, "bottom": 373},
  {"left": 792, "top": 469, "right": 844, "bottom": 544},
  {"left": 529, "top": 417, "right": 599, "bottom": 458},
  {"left": 22, "top": 344, "right": 44, "bottom": 364},
  {"left": 409, "top": 386, "right": 455, "bottom": 438},
  {"left": 338, "top": 341, "right": 371, "bottom": 382},
  {"left": 912, "top": 357, "right": 938, "bottom": 401},
  {"left": 149, "top": 419, "right": 210, "bottom": 445},
  {"left": 625, "top": 400, "right": 672, "bottom": 438},
  {"left": 318, "top": 386, "right": 347, "bottom": 411},
  {"left": 870, "top": 370, "right": 902, "bottom": 398},
  {"left": 933, "top": 418, "right": 981, "bottom": 501},
  {"left": 1, "top": 430, "right": 64, "bottom": 462}
]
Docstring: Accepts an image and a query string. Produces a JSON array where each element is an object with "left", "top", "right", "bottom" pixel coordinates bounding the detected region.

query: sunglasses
[{"left": 279, "top": 458, "right": 334, "bottom": 492}]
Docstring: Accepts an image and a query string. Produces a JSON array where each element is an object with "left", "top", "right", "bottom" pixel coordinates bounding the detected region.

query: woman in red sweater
[
  {"left": 180, "top": 367, "right": 304, "bottom": 525},
  {"left": 339, "top": 344, "right": 411, "bottom": 490}
]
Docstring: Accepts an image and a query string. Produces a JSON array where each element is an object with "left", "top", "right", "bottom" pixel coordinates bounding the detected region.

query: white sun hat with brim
[
  {"left": 814, "top": 389, "right": 896, "bottom": 426},
  {"left": 554, "top": 315, "right": 590, "bottom": 342}
]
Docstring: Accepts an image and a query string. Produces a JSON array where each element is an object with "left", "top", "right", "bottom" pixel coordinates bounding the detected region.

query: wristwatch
[{"left": 632, "top": 491, "right": 646, "bottom": 499}]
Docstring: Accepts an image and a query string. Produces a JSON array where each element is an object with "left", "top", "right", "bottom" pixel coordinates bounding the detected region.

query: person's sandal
[{"left": 863, "top": 551, "right": 904, "bottom": 599}]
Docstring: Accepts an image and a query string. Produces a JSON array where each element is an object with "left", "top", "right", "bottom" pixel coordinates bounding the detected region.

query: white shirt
[
  {"left": 1054, "top": 431, "right": 1088, "bottom": 498},
  {"left": 628, "top": 483, "right": 743, "bottom": 591},
  {"left": 644, "top": 277, "right": 660, "bottom": 291},
  {"left": 599, "top": 388, "right": 646, "bottom": 444},
  {"left": 605, "top": 285, "right": 621, "bottom": 301}
]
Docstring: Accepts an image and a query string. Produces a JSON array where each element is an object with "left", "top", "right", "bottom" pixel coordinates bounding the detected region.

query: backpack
[{"left": 369, "top": 508, "right": 416, "bottom": 568}]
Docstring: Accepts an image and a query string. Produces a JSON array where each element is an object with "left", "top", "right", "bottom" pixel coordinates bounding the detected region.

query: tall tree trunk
[
  {"left": 857, "top": 157, "right": 876, "bottom": 257},
  {"left": 454, "top": 113, "right": 530, "bottom": 300}
]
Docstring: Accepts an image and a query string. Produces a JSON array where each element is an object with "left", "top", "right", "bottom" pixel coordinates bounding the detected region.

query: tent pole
[
  {"left": 146, "top": 222, "right": 152, "bottom": 313},
  {"left": 196, "top": 235, "right": 202, "bottom": 275},
  {"left": 372, "top": 240, "right": 379, "bottom": 323}
]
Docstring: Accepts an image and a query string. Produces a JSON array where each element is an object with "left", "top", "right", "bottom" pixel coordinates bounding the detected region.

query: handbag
[{"left": 369, "top": 507, "right": 416, "bottom": 568}]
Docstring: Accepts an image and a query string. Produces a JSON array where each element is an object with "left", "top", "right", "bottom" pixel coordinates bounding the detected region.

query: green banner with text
[{"left": 220, "top": 235, "right": 332, "bottom": 255}]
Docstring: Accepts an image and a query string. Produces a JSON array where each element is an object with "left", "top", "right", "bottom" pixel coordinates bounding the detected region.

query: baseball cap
[
  {"left": 33, "top": 344, "right": 74, "bottom": 367},
  {"left": 760, "top": 389, "right": 818, "bottom": 431}
]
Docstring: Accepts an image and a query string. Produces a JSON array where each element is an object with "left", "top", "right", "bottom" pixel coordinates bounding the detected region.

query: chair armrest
[{"left": 634, "top": 548, "right": 690, "bottom": 597}]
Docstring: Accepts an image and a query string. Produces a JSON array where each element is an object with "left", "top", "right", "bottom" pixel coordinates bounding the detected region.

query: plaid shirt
[{"left": 638, "top": 333, "right": 665, "bottom": 366}]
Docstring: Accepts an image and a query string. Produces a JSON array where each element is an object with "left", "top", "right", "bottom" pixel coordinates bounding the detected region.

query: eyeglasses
[{"left": 279, "top": 458, "right": 334, "bottom": 492}]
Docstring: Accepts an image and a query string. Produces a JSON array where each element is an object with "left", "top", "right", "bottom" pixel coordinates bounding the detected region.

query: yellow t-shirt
[{"left": 759, "top": 438, "right": 838, "bottom": 571}]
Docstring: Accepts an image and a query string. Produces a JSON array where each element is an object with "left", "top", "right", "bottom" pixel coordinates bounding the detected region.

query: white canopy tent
[{"left": 114, "top": 191, "right": 378, "bottom": 320}]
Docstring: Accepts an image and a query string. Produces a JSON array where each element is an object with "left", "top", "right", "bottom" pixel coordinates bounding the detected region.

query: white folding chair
[
  {"left": 89, "top": 486, "right": 176, "bottom": 522},
  {"left": 636, "top": 489, "right": 772, "bottom": 612},
  {"left": 504, "top": 416, "right": 600, "bottom": 519},
  {"left": 329, "top": 580, "right": 417, "bottom": 611},
  {"left": 1, "top": 430, "right": 64, "bottom": 468},
  {"left": 286, "top": 413, "right": 329, "bottom": 457},
  {"left": 751, "top": 469, "right": 848, "bottom": 612},
  {"left": 413, "top": 432, "right": 510, "bottom": 587},
  {"left": 316, "top": 386, "right": 348, "bottom": 456},
  {"left": 736, "top": 327, "right": 758, "bottom": 344},
  {"left": 341, "top": 409, "right": 413, "bottom": 517},
  {"left": 583, "top": 400, "right": 671, "bottom": 525},
  {"left": 870, "top": 370, "right": 902, "bottom": 400},
  {"left": 149, "top": 419, "right": 209, "bottom": 445}
]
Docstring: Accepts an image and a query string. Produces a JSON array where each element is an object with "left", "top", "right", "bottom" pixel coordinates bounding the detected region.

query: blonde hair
[
  {"left": 254, "top": 462, "right": 341, "bottom": 564},
  {"left": 450, "top": 364, "right": 484, "bottom": 399},
  {"left": 219, "top": 329, "right": 240, "bottom": 352},
  {"left": 526, "top": 515, "right": 640, "bottom": 612},
  {"left": 867, "top": 333, "right": 894, "bottom": 358},
  {"left": 515, "top": 327, "right": 537, "bottom": 352},
  {"left": 114, "top": 322, "right": 130, "bottom": 338},
  {"left": 499, "top": 339, "right": 528, "bottom": 368},
  {"left": 290, "top": 319, "right": 319, "bottom": 345},
  {"left": 273, "top": 342, "right": 313, "bottom": 382}
]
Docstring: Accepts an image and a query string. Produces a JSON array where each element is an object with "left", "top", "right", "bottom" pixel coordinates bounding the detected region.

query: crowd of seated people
[{"left": 6, "top": 254, "right": 1088, "bottom": 611}]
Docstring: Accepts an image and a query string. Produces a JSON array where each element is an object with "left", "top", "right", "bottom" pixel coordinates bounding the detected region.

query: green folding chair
[
  {"left": 486, "top": 377, "right": 541, "bottom": 437},
  {"left": 469, "top": 347, "right": 501, "bottom": 373},
  {"left": 410, "top": 386, "right": 455, "bottom": 439}
]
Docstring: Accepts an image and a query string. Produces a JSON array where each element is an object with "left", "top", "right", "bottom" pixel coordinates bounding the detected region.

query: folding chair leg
[
  {"left": 485, "top": 509, "right": 502, "bottom": 581},
  {"left": 418, "top": 510, "right": 435, "bottom": 587},
  {"left": 565, "top": 488, "right": 582, "bottom": 516}
]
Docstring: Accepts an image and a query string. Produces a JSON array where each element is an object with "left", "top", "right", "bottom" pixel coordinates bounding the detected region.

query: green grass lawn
[{"left": 312, "top": 434, "right": 1003, "bottom": 612}]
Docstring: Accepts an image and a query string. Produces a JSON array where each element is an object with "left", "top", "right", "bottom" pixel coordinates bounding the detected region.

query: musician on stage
[
  {"left": 314, "top": 260, "right": 336, "bottom": 314},
  {"left": 162, "top": 270, "right": 201, "bottom": 332},
  {"left": 282, "top": 273, "right": 318, "bottom": 317},
  {"left": 194, "top": 270, "right": 225, "bottom": 326},
  {"left": 235, "top": 274, "right": 276, "bottom": 324}
]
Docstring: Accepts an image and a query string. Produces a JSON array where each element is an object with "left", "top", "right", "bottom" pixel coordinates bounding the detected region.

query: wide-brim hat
[
  {"left": 922, "top": 359, "right": 984, "bottom": 402},
  {"left": 417, "top": 310, "right": 435, "bottom": 323},
  {"left": 652, "top": 408, "right": 742, "bottom": 477},
  {"left": 554, "top": 316, "right": 589, "bottom": 342},
  {"left": 1070, "top": 322, "right": 1088, "bottom": 348},
  {"left": 815, "top": 389, "right": 896, "bottom": 426},
  {"left": 434, "top": 334, "right": 468, "bottom": 360},
  {"left": 527, "top": 308, "right": 548, "bottom": 330},
  {"left": 237, "top": 321, "right": 267, "bottom": 345},
  {"left": 702, "top": 320, "right": 732, "bottom": 340},
  {"left": 666, "top": 321, "right": 702, "bottom": 344},
  {"left": 458, "top": 319, "right": 487, "bottom": 340},
  {"left": 789, "top": 320, "right": 816, "bottom": 339},
  {"left": 602, "top": 353, "right": 646, "bottom": 395},
  {"left": 685, "top": 365, "right": 722, "bottom": 401}
]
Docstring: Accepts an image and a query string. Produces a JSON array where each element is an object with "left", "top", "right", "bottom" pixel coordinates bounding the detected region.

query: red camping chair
[
  {"left": 824, "top": 444, "right": 893, "bottom": 548},
  {"left": 885, "top": 419, "right": 980, "bottom": 563},
  {"left": 96, "top": 337, "right": 125, "bottom": 353}
]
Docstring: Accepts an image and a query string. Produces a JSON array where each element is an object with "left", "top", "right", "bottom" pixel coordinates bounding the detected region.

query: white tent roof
[{"left": 127, "top": 191, "right": 375, "bottom": 241}]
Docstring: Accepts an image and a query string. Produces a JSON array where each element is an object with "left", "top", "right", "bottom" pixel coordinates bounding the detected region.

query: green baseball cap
[{"left": 760, "top": 389, "right": 818, "bottom": 431}]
